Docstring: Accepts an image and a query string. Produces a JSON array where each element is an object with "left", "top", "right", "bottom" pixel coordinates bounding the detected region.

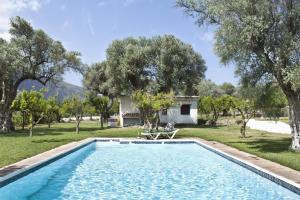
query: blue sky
[{"left": 0, "top": 0, "right": 238, "bottom": 87}]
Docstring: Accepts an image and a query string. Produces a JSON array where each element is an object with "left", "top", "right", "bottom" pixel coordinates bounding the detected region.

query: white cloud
[
  {"left": 97, "top": 0, "right": 107, "bottom": 7},
  {"left": 199, "top": 32, "right": 214, "bottom": 43},
  {"left": 0, "top": 0, "right": 42, "bottom": 40},
  {"left": 0, "top": 31, "right": 12, "bottom": 40},
  {"left": 60, "top": 4, "right": 66, "bottom": 11},
  {"left": 97, "top": 0, "right": 136, "bottom": 7},
  {"left": 62, "top": 19, "right": 69, "bottom": 30},
  {"left": 87, "top": 15, "right": 95, "bottom": 36},
  {"left": 123, "top": 0, "right": 136, "bottom": 6}
]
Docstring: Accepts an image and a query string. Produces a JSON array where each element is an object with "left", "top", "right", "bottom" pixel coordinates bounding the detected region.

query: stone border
[{"left": 0, "top": 138, "right": 300, "bottom": 196}]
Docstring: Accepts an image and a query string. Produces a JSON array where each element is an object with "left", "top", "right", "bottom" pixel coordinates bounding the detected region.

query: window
[
  {"left": 181, "top": 104, "right": 190, "bottom": 115},
  {"left": 162, "top": 109, "right": 167, "bottom": 115}
]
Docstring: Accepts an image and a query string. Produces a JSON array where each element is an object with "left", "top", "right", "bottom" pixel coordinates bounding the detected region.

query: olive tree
[
  {"left": 0, "top": 17, "right": 82, "bottom": 133},
  {"left": 84, "top": 36, "right": 206, "bottom": 97},
  {"left": 196, "top": 79, "right": 225, "bottom": 97},
  {"left": 177, "top": 0, "right": 300, "bottom": 150},
  {"left": 254, "top": 85, "right": 288, "bottom": 120}
]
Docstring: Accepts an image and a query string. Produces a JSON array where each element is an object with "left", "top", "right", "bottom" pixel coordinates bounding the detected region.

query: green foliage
[
  {"left": 287, "top": 67, "right": 300, "bottom": 91},
  {"left": 11, "top": 90, "right": 46, "bottom": 136},
  {"left": 231, "top": 97, "right": 257, "bottom": 137},
  {"left": 0, "top": 16, "right": 82, "bottom": 132},
  {"left": 109, "top": 100, "right": 119, "bottom": 116},
  {"left": 89, "top": 95, "right": 109, "bottom": 116},
  {"left": 86, "top": 94, "right": 110, "bottom": 128},
  {"left": 131, "top": 91, "right": 154, "bottom": 121},
  {"left": 83, "top": 100, "right": 96, "bottom": 118},
  {"left": 83, "top": 62, "right": 110, "bottom": 96},
  {"left": 84, "top": 35, "right": 206, "bottom": 97},
  {"left": 12, "top": 112, "right": 27, "bottom": 127},
  {"left": 198, "top": 96, "right": 215, "bottom": 118},
  {"left": 196, "top": 79, "right": 225, "bottom": 97},
  {"left": 237, "top": 84, "right": 288, "bottom": 119},
  {"left": 151, "top": 35, "right": 206, "bottom": 95},
  {"left": 44, "top": 97, "right": 60, "bottom": 128},
  {"left": 255, "top": 85, "right": 288, "bottom": 119},
  {"left": 61, "top": 96, "right": 83, "bottom": 133},
  {"left": 131, "top": 91, "right": 175, "bottom": 130},
  {"left": 61, "top": 96, "right": 83, "bottom": 118},
  {"left": 198, "top": 95, "right": 235, "bottom": 125},
  {"left": 220, "top": 82, "right": 235, "bottom": 96},
  {"left": 177, "top": 0, "right": 300, "bottom": 87},
  {"left": 177, "top": 0, "right": 300, "bottom": 149}
]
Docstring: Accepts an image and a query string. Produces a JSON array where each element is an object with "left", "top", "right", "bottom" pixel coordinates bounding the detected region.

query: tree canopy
[
  {"left": 11, "top": 90, "right": 46, "bottom": 136},
  {"left": 61, "top": 96, "right": 83, "bottom": 134},
  {"left": 131, "top": 91, "right": 175, "bottom": 131},
  {"left": 84, "top": 35, "right": 206, "bottom": 97},
  {"left": 177, "top": 0, "right": 300, "bottom": 150},
  {"left": 0, "top": 16, "right": 83, "bottom": 132}
]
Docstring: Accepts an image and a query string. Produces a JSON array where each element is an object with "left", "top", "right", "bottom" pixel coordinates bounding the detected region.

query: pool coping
[{"left": 0, "top": 137, "right": 300, "bottom": 195}]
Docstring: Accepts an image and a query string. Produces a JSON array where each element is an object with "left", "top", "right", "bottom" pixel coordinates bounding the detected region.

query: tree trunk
[
  {"left": 29, "top": 113, "right": 34, "bottom": 137},
  {"left": 0, "top": 108, "right": 15, "bottom": 133},
  {"left": 240, "top": 121, "right": 246, "bottom": 138},
  {"left": 22, "top": 111, "right": 25, "bottom": 130},
  {"left": 48, "top": 119, "right": 51, "bottom": 128},
  {"left": 76, "top": 117, "right": 80, "bottom": 134},
  {"left": 0, "top": 81, "right": 17, "bottom": 133},
  {"left": 100, "top": 114, "right": 104, "bottom": 129},
  {"left": 155, "top": 111, "right": 160, "bottom": 131},
  {"left": 287, "top": 96, "right": 300, "bottom": 150},
  {"left": 29, "top": 127, "right": 33, "bottom": 137}
]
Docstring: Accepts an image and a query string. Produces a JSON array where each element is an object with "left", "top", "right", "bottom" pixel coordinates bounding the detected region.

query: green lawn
[{"left": 1, "top": 121, "right": 299, "bottom": 172}]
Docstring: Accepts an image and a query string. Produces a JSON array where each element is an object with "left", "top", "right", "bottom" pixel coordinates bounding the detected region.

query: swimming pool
[{"left": 0, "top": 141, "right": 299, "bottom": 199}]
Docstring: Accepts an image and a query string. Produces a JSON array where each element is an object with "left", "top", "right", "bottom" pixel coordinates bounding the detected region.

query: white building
[{"left": 119, "top": 96, "right": 199, "bottom": 127}]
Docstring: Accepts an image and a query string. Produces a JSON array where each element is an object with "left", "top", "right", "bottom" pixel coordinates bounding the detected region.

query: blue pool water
[{"left": 0, "top": 142, "right": 299, "bottom": 200}]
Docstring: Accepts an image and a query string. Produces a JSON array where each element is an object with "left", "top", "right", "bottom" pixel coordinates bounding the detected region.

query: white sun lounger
[{"left": 141, "top": 129, "right": 179, "bottom": 140}]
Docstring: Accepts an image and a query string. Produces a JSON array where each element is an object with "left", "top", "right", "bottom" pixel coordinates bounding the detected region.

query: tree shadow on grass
[
  {"left": 175, "top": 124, "right": 226, "bottom": 129},
  {"left": 228, "top": 138, "right": 291, "bottom": 153},
  {"left": 0, "top": 126, "right": 112, "bottom": 137},
  {"left": 31, "top": 138, "right": 75, "bottom": 143}
]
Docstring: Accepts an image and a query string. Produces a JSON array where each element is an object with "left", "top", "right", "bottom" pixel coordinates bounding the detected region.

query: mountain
[{"left": 18, "top": 80, "right": 84, "bottom": 102}]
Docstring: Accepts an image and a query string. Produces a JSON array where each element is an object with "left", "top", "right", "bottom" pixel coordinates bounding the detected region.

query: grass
[
  {"left": 177, "top": 126, "right": 300, "bottom": 171},
  {"left": 0, "top": 121, "right": 300, "bottom": 172},
  {"left": 0, "top": 121, "right": 139, "bottom": 168}
]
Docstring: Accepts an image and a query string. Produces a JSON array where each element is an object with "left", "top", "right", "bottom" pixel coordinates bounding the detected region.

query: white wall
[
  {"left": 159, "top": 98, "right": 198, "bottom": 124},
  {"left": 119, "top": 96, "right": 198, "bottom": 126},
  {"left": 119, "top": 96, "right": 140, "bottom": 126}
]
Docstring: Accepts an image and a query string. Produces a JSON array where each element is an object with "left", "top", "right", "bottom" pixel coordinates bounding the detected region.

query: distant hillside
[{"left": 18, "top": 80, "right": 84, "bottom": 102}]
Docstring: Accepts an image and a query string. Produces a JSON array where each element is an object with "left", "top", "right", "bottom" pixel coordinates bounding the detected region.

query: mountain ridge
[{"left": 18, "top": 80, "right": 84, "bottom": 102}]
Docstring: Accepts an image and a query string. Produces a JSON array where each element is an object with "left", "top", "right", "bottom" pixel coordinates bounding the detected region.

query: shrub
[
  {"left": 235, "top": 119, "right": 243, "bottom": 125},
  {"left": 197, "top": 118, "right": 207, "bottom": 125}
]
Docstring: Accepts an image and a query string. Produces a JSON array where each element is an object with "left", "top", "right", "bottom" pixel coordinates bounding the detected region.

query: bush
[
  {"left": 12, "top": 112, "right": 28, "bottom": 127},
  {"left": 235, "top": 119, "right": 243, "bottom": 125},
  {"left": 197, "top": 118, "right": 208, "bottom": 125},
  {"left": 255, "top": 112, "right": 262, "bottom": 118}
]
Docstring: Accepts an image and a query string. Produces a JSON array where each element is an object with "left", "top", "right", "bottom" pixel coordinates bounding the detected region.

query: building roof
[
  {"left": 120, "top": 95, "right": 199, "bottom": 99},
  {"left": 174, "top": 96, "right": 199, "bottom": 99}
]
